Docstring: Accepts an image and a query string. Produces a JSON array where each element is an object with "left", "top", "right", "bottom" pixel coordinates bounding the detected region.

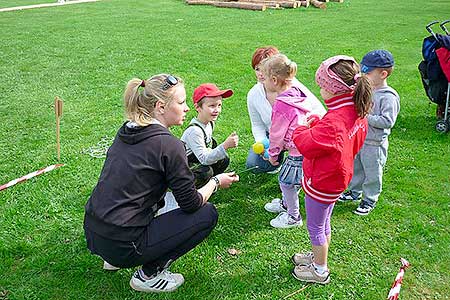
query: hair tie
[
  {"left": 140, "top": 80, "right": 146, "bottom": 87},
  {"left": 353, "top": 73, "right": 361, "bottom": 82}
]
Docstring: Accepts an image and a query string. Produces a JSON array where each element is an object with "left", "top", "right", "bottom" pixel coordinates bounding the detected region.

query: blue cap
[{"left": 360, "top": 50, "right": 394, "bottom": 73}]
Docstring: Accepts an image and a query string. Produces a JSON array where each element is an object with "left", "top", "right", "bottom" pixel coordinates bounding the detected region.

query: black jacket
[{"left": 84, "top": 123, "right": 203, "bottom": 241}]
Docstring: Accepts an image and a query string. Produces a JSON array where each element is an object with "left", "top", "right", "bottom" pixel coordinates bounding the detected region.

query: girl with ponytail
[
  {"left": 291, "top": 56, "right": 372, "bottom": 284},
  {"left": 84, "top": 74, "right": 238, "bottom": 293}
]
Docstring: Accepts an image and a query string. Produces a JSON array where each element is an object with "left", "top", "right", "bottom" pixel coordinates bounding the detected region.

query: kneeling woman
[{"left": 84, "top": 74, "right": 239, "bottom": 293}]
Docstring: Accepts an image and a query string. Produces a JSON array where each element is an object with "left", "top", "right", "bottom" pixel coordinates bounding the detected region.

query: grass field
[{"left": 0, "top": 0, "right": 449, "bottom": 299}]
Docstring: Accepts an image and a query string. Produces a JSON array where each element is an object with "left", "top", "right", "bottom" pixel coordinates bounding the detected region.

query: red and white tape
[
  {"left": 0, "top": 164, "right": 64, "bottom": 192},
  {"left": 387, "top": 258, "right": 410, "bottom": 300}
]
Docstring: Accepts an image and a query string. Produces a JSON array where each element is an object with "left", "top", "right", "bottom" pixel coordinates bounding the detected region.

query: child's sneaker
[
  {"left": 103, "top": 261, "right": 120, "bottom": 271},
  {"left": 270, "top": 212, "right": 302, "bottom": 228},
  {"left": 292, "top": 264, "right": 330, "bottom": 284},
  {"left": 264, "top": 198, "right": 287, "bottom": 213},
  {"left": 291, "top": 252, "right": 314, "bottom": 266},
  {"left": 338, "top": 190, "right": 361, "bottom": 202},
  {"left": 130, "top": 269, "right": 184, "bottom": 293},
  {"left": 354, "top": 202, "right": 374, "bottom": 216},
  {"left": 267, "top": 165, "right": 282, "bottom": 174}
]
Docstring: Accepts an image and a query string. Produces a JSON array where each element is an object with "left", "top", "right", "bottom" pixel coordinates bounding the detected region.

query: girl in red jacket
[{"left": 291, "top": 55, "right": 373, "bottom": 284}]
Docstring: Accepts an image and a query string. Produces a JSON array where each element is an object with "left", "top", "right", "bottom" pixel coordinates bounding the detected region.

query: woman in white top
[{"left": 246, "top": 46, "right": 326, "bottom": 173}]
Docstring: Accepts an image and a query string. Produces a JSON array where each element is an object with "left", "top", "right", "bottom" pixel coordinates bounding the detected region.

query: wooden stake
[{"left": 54, "top": 97, "right": 63, "bottom": 161}]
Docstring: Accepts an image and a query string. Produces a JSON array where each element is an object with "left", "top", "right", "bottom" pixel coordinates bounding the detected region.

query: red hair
[{"left": 251, "top": 46, "right": 279, "bottom": 69}]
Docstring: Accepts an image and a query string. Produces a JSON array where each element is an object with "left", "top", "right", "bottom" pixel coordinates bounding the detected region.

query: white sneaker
[
  {"left": 270, "top": 212, "right": 302, "bottom": 228},
  {"left": 266, "top": 166, "right": 281, "bottom": 174},
  {"left": 103, "top": 261, "right": 120, "bottom": 271},
  {"left": 264, "top": 198, "right": 287, "bottom": 213},
  {"left": 292, "top": 263, "right": 330, "bottom": 284},
  {"left": 130, "top": 269, "right": 184, "bottom": 293},
  {"left": 291, "top": 252, "right": 314, "bottom": 266}
]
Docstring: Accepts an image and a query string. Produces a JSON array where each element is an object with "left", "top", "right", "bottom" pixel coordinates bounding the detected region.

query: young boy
[
  {"left": 181, "top": 83, "right": 239, "bottom": 188},
  {"left": 339, "top": 50, "right": 400, "bottom": 216}
]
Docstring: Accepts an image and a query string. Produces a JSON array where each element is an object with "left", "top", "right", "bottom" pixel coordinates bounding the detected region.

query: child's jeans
[
  {"left": 279, "top": 155, "right": 303, "bottom": 219},
  {"left": 305, "top": 194, "right": 335, "bottom": 246},
  {"left": 245, "top": 149, "right": 284, "bottom": 173}
]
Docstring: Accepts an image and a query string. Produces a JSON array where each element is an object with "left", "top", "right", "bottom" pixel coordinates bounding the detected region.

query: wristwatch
[{"left": 211, "top": 176, "right": 220, "bottom": 193}]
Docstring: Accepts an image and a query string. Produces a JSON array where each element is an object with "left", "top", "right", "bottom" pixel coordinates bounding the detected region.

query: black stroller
[{"left": 418, "top": 20, "right": 450, "bottom": 133}]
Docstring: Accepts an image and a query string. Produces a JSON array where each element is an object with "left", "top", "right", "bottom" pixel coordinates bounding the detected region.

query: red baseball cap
[{"left": 192, "top": 83, "right": 233, "bottom": 104}]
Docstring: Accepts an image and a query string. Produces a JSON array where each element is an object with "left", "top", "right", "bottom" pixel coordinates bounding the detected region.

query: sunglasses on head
[{"left": 161, "top": 75, "right": 178, "bottom": 91}]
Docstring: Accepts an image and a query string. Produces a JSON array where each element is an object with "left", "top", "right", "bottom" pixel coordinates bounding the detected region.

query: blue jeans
[{"left": 245, "top": 148, "right": 285, "bottom": 173}]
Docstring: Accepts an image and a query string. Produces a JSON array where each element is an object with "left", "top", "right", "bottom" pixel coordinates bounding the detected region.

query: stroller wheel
[{"left": 435, "top": 120, "right": 449, "bottom": 133}]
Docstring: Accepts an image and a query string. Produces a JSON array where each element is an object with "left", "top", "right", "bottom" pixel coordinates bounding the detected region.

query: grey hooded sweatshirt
[{"left": 365, "top": 86, "right": 400, "bottom": 145}]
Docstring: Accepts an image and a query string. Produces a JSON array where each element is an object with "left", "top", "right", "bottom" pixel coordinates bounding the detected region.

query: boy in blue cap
[{"left": 339, "top": 50, "right": 400, "bottom": 215}]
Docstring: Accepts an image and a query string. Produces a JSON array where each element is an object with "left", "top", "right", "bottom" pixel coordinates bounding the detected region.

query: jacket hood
[
  {"left": 118, "top": 122, "right": 169, "bottom": 145},
  {"left": 375, "top": 86, "right": 400, "bottom": 99},
  {"left": 276, "top": 86, "right": 310, "bottom": 112}
]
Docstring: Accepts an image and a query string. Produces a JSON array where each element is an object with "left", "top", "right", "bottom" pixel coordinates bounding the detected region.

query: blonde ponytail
[{"left": 123, "top": 74, "right": 184, "bottom": 126}]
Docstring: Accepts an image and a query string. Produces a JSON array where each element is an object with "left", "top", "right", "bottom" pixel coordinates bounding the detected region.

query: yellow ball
[{"left": 252, "top": 142, "right": 264, "bottom": 154}]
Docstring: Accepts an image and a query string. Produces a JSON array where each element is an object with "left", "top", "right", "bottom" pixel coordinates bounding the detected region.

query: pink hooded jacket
[{"left": 268, "top": 85, "right": 325, "bottom": 158}]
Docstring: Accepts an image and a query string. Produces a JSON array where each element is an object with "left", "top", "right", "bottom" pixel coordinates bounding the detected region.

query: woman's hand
[
  {"left": 223, "top": 132, "right": 239, "bottom": 150},
  {"left": 215, "top": 172, "right": 239, "bottom": 189}
]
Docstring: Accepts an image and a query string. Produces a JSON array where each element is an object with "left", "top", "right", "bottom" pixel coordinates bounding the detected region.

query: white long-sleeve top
[
  {"left": 180, "top": 118, "right": 228, "bottom": 165},
  {"left": 247, "top": 78, "right": 323, "bottom": 142}
]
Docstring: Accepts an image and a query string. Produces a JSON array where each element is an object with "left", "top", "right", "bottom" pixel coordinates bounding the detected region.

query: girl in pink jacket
[
  {"left": 262, "top": 54, "right": 326, "bottom": 229},
  {"left": 291, "top": 55, "right": 373, "bottom": 284}
]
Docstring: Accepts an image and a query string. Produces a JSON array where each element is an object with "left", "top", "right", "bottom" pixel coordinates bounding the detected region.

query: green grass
[{"left": 0, "top": 0, "right": 449, "bottom": 299}]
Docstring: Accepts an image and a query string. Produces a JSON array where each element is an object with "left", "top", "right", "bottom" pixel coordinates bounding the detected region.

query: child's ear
[
  {"left": 380, "top": 70, "right": 389, "bottom": 79},
  {"left": 194, "top": 103, "right": 201, "bottom": 112},
  {"left": 271, "top": 75, "right": 278, "bottom": 85}
]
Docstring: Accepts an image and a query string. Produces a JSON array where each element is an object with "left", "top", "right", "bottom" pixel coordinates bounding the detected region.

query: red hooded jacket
[{"left": 293, "top": 93, "right": 368, "bottom": 204}]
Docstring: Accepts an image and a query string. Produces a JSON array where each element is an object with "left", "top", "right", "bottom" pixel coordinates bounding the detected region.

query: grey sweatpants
[{"left": 347, "top": 140, "right": 388, "bottom": 207}]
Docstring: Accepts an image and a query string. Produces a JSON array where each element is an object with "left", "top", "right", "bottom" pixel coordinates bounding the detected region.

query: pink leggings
[{"left": 305, "top": 194, "right": 335, "bottom": 246}]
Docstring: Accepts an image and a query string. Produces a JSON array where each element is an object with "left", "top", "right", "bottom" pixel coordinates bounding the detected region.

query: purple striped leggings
[{"left": 305, "top": 194, "right": 335, "bottom": 246}]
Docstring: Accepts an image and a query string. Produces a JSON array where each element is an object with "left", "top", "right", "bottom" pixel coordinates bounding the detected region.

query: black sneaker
[
  {"left": 354, "top": 202, "right": 373, "bottom": 216},
  {"left": 338, "top": 190, "right": 360, "bottom": 202}
]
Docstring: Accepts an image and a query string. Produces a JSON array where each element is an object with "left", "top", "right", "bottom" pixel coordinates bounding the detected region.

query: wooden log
[
  {"left": 235, "top": 0, "right": 281, "bottom": 8},
  {"left": 310, "top": 0, "right": 326, "bottom": 8},
  {"left": 186, "top": 0, "right": 216, "bottom": 5},
  {"left": 239, "top": 0, "right": 294, "bottom": 8},
  {"left": 213, "top": 1, "right": 267, "bottom": 10},
  {"left": 278, "top": 1, "right": 298, "bottom": 8},
  {"left": 297, "top": 0, "right": 309, "bottom": 7}
]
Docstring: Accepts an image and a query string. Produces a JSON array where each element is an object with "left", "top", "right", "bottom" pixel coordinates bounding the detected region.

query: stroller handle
[
  {"left": 426, "top": 21, "right": 440, "bottom": 40},
  {"left": 426, "top": 20, "right": 439, "bottom": 30},
  {"left": 441, "top": 20, "right": 450, "bottom": 35}
]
